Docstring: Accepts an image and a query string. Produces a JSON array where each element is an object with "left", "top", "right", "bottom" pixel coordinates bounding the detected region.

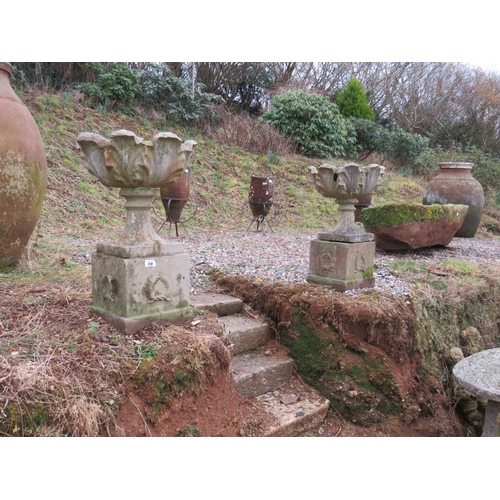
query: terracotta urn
[
  {"left": 422, "top": 162, "right": 484, "bottom": 238},
  {"left": 0, "top": 62, "right": 47, "bottom": 268}
]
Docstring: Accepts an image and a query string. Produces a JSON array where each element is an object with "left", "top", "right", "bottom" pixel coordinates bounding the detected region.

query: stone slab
[
  {"left": 251, "top": 376, "right": 330, "bottom": 437},
  {"left": 306, "top": 274, "right": 375, "bottom": 291},
  {"left": 96, "top": 240, "right": 185, "bottom": 259},
  {"left": 219, "top": 315, "right": 271, "bottom": 355},
  {"left": 453, "top": 348, "right": 500, "bottom": 437},
  {"left": 190, "top": 293, "right": 243, "bottom": 316},
  {"left": 318, "top": 231, "right": 374, "bottom": 243},
  {"left": 453, "top": 348, "right": 500, "bottom": 402},
  {"left": 231, "top": 350, "right": 295, "bottom": 399},
  {"left": 93, "top": 307, "right": 193, "bottom": 335}
]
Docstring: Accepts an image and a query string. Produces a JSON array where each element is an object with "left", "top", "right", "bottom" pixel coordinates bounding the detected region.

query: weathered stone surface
[
  {"left": 461, "top": 326, "right": 482, "bottom": 356},
  {"left": 309, "top": 162, "right": 385, "bottom": 201},
  {"left": 198, "top": 292, "right": 329, "bottom": 436},
  {"left": 307, "top": 239, "right": 375, "bottom": 290},
  {"left": 219, "top": 315, "right": 271, "bottom": 355},
  {"left": 91, "top": 248, "right": 191, "bottom": 333},
  {"left": 309, "top": 163, "right": 384, "bottom": 243},
  {"left": 190, "top": 292, "right": 243, "bottom": 316},
  {"left": 231, "top": 350, "right": 295, "bottom": 398},
  {"left": 76, "top": 130, "right": 196, "bottom": 189},
  {"left": 453, "top": 348, "right": 500, "bottom": 436},
  {"left": 77, "top": 129, "right": 197, "bottom": 332},
  {"left": 453, "top": 348, "right": 500, "bottom": 402},
  {"left": 252, "top": 376, "right": 330, "bottom": 437},
  {"left": 362, "top": 203, "right": 469, "bottom": 251}
]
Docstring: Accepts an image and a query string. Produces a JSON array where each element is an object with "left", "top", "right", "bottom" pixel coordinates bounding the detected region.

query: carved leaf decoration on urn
[{"left": 104, "top": 131, "right": 151, "bottom": 187}]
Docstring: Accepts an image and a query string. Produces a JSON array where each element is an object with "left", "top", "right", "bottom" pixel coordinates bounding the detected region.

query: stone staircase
[{"left": 190, "top": 292, "right": 330, "bottom": 436}]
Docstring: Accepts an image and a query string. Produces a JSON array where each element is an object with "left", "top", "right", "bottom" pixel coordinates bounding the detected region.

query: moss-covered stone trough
[{"left": 361, "top": 203, "right": 469, "bottom": 251}]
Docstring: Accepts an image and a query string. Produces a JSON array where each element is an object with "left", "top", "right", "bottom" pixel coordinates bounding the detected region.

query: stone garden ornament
[
  {"left": 76, "top": 129, "right": 197, "bottom": 333},
  {"left": 307, "top": 162, "right": 385, "bottom": 291}
]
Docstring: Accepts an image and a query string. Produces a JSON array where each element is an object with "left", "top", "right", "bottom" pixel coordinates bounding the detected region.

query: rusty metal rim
[{"left": 160, "top": 197, "right": 189, "bottom": 202}]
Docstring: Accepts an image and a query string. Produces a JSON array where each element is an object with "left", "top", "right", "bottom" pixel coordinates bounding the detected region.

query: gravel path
[
  {"left": 181, "top": 229, "right": 500, "bottom": 297},
  {"left": 71, "top": 228, "right": 500, "bottom": 297}
]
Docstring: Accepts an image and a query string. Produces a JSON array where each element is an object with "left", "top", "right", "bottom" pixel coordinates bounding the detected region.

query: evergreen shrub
[
  {"left": 77, "top": 63, "right": 141, "bottom": 108},
  {"left": 262, "top": 90, "right": 356, "bottom": 158},
  {"left": 336, "top": 77, "right": 375, "bottom": 121}
]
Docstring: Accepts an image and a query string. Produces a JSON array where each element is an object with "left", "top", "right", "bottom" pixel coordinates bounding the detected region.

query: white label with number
[{"left": 145, "top": 259, "right": 157, "bottom": 268}]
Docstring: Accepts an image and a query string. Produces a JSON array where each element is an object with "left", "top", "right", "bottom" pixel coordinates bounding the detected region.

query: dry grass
[
  {"left": 205, "top": 105, "right": 294, "bottom": 155},
  {"left": 0, "top": 262, "right": 234, "bottom": 436}
]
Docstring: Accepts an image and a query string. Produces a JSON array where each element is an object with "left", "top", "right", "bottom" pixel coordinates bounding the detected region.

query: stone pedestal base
[
  {"left": 307, "top": 239, "right": 375, "bottom": 291},
  {"left": 91, "top": 241, "right": 191, "bottom": 334}
]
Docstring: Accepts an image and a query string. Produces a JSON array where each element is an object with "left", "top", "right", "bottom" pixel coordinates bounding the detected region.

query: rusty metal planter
[
  {"left": 249, "top": 175, "right": 274, "bottom": 218},
  {"left": 160, "top": 166, "right": 190, "bottom": 223}
]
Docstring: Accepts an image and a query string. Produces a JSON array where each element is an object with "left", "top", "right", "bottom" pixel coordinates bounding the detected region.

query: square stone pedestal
[
  {"left": 91, "top": 241, "right": 192, "bottom": 334},
  {"left": 307, "top": 239, "right": 375, "bottom": 291}
]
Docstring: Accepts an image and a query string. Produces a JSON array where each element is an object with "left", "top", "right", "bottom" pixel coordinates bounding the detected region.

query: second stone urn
[
  {"left": 76, "top": 130, "right": 197, "bottom": 333},
  {"left": 307, "top": 162, "right": 385, "bottom": 291}
]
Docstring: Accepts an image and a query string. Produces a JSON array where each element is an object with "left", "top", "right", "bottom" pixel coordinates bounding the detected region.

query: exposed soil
[{"left": 0, "top": 278, "right": 467, "bottom": 437}]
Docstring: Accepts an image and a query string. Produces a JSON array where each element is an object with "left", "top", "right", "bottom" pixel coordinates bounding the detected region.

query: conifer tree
[{"left": 336, "top": 77, "right": 375, "bottom": 121}]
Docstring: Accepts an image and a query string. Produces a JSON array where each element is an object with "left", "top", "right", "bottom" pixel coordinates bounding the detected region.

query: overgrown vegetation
[{"left": 11, "top": 62, "right": 500, "bottom": 183}]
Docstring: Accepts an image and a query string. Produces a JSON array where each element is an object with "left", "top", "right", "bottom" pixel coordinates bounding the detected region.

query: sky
[
  {"left": 466, "top": 61, "right": 500, "bottom": 75},
  {"left": 4, "top": 2, "right": 500, "bottom": 70}
]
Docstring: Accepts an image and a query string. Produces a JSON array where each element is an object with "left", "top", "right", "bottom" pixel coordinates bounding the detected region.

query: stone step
[
  {"left": 191, "top": 292, "right": 330, "bottom": 436},
  {"left": 218, "top": 315, "right": 271, "bottom": 355},
  {"left": 245, "top": 376, "right": 330, "bottom": 437},
  {"left": 231, "top": 347, "right": 295, "bottom": 398},
  {"left": 190, "top": 292, "right": 243, "bottom": 317}
]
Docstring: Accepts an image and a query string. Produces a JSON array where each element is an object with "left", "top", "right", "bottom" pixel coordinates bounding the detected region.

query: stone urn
[
  {"left": 309, "top": 162, "right": 385, "bottom": 242},
  {"left": 76, "top": 129, "right": 197, "bottom": 333},
  {"left": 307, "top": 162, "right": 385, "bottom": 291},
  {"left": 76, "top": 130, "right": 197, "bottom": 248},
  {"left": 0, "top": 62, "right": 47, "bottom": 268},
  {"left": 422, "top": 162, "right": 484, "bottom": 238}
]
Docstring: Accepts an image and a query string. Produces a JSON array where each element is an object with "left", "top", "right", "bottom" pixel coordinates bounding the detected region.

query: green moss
[
  {"left": 361, "top": 203, "right": 458, "bottom": 228},
  {"left": 1, "top": 401, "right": 53, "bottom": 436},
  {"left": 281, "top": 309, "right": 332, "bottom": 381},
  {"left": 279, "top": 307, "right": 404, "bottom": 424},
  {"left": 362, "top": 267, "right": 374, "bottom": 279}
]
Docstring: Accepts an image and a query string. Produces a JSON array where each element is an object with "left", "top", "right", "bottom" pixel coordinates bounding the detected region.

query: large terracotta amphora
[
  {"left": 422, "top": 162, "right": 484, "bottom": 238},
  {"left": 249, "top": 175, "right": 274, "bottom": 218},
  {"left": 0, "top": 62, "right": 47, "bottom": 267}
]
